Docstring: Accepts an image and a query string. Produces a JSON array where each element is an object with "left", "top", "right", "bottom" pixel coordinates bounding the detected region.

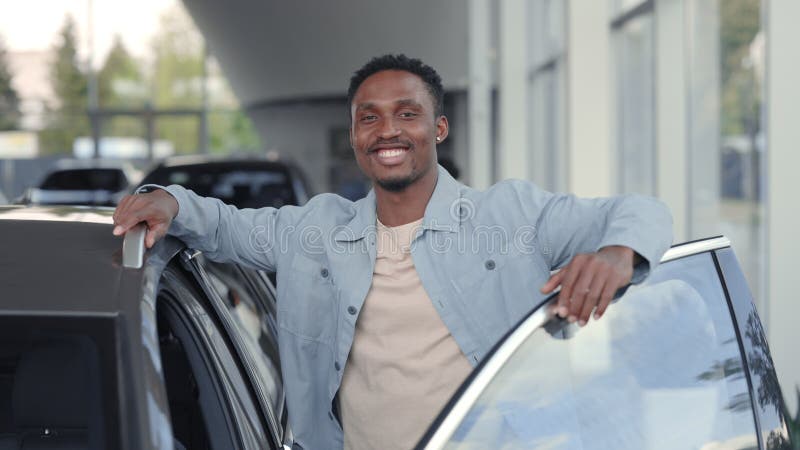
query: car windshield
[
  {"left": 40, "top": 168, "right": 127, "bottom": 191},
  {"left": 430, "top": 252, "right": 759, "bottom": 450},
  {"left": 141, "top": 164, "right": 295, "bottom": 209}
]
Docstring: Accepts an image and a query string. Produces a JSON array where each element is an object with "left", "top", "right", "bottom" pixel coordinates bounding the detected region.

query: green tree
[
  {"left": 0, "top": 35, "right": 21, "bottom": 131},
  {"left": 149, "top": 5, "right": 204, "bottom": 153},
  {"left": 99, "top": 35, "right": 144, "bottom": 108},
  {"left": 39, "top": 15, "right": 89, "bottom": 155},
  {"left": 149, "top": 5, "right": 260, "bottom": 155},
  {"left": 98, "top": 35, "right": 146, "bottom": 137}
]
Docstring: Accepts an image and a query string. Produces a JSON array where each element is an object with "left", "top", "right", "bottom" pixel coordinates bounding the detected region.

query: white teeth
[{"left": 376, "top": 149, "right": 405, "bottom": 158}]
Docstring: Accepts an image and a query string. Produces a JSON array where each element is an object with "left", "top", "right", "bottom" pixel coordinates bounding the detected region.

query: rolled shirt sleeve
[
  {"left": 146, "top": 184, "right": 290, "bottom": 272},
  {"left": 511, "top": 181, "right": 673, "bottom": 284}
]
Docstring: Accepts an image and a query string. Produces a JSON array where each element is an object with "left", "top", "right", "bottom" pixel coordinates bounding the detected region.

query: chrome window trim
[
  {"left": 422, "top": 236, "right": 731, "bottom": 449},
  {"left": 661, "top": 236, "right": 730, "bottom": 263},
  {"left": 423, "top": 304, "right": 555, "bottom": 449}
]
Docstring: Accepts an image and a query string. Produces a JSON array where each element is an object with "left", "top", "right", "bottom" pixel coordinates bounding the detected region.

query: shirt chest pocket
[
  {"left": 278, "top": 253, "right": 338, "bottom": 342},
  {"left": 452, "top": 253, "right": 547, "bottom": 344}
]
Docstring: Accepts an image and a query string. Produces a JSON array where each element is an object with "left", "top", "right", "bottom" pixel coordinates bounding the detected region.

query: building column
[
  {"left": 766, "top": 0, "right": 800, "bottom": 415},
  {"left": 566, "top": 0, "right": 613, "bottom": 196},
  {"left": 655, "top": 0, "right": 688, "bottom": 242},
  {"left": 467, "top": 0, "right": 493, "bottom": 189},
  {"left": 498, "top": 0, "right": 529, "bottom": 180}
]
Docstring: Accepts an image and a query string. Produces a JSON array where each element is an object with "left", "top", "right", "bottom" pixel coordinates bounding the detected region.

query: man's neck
[{"left": 374, "top": 170, "right": 438, "bottom": 227}]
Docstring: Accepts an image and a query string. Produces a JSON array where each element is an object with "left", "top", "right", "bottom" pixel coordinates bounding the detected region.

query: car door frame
[
  {"left": 178, "top": 250, "right": 287, "bottom": 449},
  {"left": 415, "top": 236, "right": 793, "bottom": 449}
]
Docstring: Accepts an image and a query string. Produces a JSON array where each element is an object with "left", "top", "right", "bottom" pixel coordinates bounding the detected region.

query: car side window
[
  {"left": 191, "top": 255, "right": 287, "bottom": 445},
  {"left": 435, "top": 252, "right": 758, "bottom": 449},
  {"left": 157, "top": 263, "right": 274, "bottom": 450},
  {"left": 0, "top": 316, "right": 120, "bottom": 450}
]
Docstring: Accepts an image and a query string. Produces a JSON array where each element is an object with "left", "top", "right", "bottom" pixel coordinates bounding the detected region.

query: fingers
[
  {"left": 594, "top": 278, "right": 619, "bottom": 320},
  {"left": 549, "top": 252, "right": 632, "bottom": 327},
  {"left": 570, "top": 267, "right": 596, "bottom": 325},
  {"left": 145, "top": 222, "right": 168, "bottom": 249},
  {"left": 112, "top": 191, "right": 173, "bottom": 243},
  {"left": 113, "top": 194, "right": 144, "bottom": 235},
  {"left": 113, "top": 205, "right": 146, "bottom": 236},
  {"left": 556, "top": 255, "right": 586, "bottom": 319},
  {"left": 578, "top": 275, "right": 607, "bottom": 326},
  {"left": 541, "top": 270, "right": 565, "bottom": 294}
]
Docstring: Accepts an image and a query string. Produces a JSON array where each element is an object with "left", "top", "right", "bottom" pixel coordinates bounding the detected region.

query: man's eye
[
  {"left": 360, "top": 115, "right": 377, "bottom": 122},
  {"left": 399, "top": 112, "right": 417, "bottom": 118}
]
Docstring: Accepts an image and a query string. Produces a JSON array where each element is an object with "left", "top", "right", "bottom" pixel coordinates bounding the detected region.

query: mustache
[{"left": 367, "top": 139, "right": 414, "bottom": 153}]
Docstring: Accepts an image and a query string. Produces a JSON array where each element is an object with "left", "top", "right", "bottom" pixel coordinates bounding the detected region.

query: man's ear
[
  {"left": 349, "top": 125, "right": 356, "bottom": 150},
  {"left": 435, "top": 115, "right": 450, "bottom": 143}
]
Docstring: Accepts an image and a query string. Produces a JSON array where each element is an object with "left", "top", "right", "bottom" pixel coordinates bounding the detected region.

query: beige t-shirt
[{"left": 339, "top": 218, "right": 473, "bottom": 450}]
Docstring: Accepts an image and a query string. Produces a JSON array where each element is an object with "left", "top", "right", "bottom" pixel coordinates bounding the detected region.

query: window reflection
[
  {"left": 444, "top": 253, "right": 757, "bottom": 449},
  {"left": 198, "top": 257, "right": 283, "bottom": 416}
]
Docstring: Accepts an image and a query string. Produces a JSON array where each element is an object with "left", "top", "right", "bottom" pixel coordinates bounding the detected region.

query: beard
[{"left": 376, "top": 174, "right": 415, "bottom": 192}]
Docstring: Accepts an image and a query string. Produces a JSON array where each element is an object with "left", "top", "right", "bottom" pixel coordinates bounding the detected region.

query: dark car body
[
  {"left": 0, "top": 206, "right": 288, "bottom": 450},
  {"left": 138, "top": 156, "right": 311, "bottom": 209},
  {"left": 416, "top": 237, "right": 795, "bottom": 449}
]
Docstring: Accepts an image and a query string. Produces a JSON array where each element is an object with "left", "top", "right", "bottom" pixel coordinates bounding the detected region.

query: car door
[
  {"left": 155, "top": 256, "right": 276, "bottom": 450},
  {"left": 179, "top": 251, "right": 289, "bottom": 449},
  {"left": 416, "top": 237, "right": 792, "bottom": 449}
]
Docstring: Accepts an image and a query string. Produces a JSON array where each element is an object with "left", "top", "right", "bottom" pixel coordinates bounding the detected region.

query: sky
[{"left": 0, "top": 0, "right": 179, "bottom": 66}]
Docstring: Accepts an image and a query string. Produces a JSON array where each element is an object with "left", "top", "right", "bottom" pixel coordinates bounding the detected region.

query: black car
[
  {"left": 416, "top": 237, "right": 795, "bottom": 449},
  {"left": 138, "top": 156, "right": 311, "bottom": 209},
  {"left": 0, "top": 206, "right": 289, "bottom": 450},
  {"left": 1, "top": 205, "right": 792, "bottom": 449}
]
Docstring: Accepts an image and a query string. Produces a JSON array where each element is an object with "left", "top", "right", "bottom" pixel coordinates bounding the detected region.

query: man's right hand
[{"left": 112, "top": 189, "right": 179, "bottom": 249}]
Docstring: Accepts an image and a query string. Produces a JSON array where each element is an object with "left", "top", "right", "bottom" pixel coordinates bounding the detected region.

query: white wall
[
  {"left": 766, "top": 0, "right": 800, "bottom": 415},
  {"left": 567, "top": 0, "right": 613, "bottom": 197}
]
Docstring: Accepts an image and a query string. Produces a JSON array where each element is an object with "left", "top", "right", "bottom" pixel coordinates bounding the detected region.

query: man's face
[{"left": 350, "top": 70, "right": 448, "bottom": 192}]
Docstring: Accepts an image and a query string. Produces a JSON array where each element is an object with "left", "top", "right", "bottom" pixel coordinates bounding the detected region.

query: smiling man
[{"left": 112, "top": 54, "right": 673, "bottom": 450}]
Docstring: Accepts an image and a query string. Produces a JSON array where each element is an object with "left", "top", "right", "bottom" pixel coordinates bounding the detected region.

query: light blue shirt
[{"left": 162, "top": 165, "right": 673, "bottom": 449}]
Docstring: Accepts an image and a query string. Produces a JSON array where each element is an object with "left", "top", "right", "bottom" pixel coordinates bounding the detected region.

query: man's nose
[{"left": 378, "top": 117, "right": 401, "bottom": 139}]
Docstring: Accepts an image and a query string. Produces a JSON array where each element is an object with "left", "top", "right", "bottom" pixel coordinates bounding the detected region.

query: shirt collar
[{"left": 334, "top": 165, "right": 462, "bottom": 242}]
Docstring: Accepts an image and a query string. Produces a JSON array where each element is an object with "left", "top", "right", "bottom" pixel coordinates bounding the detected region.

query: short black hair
[{"left": 347, "top": 54, "right": 444, "bottom": 118}]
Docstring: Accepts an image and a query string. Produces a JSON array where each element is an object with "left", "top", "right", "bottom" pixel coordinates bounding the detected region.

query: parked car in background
[
  {"left": 416, "top": 237, "right": 795, "bottom": 450},
  {"left": 16, "top": 159, "right": 142, "bottom": 207},
  {"left": 138, "top": 155, "right": 312, "bottom": 209},
  {"left": 0, "top": 206, "right": 289, "bottom": 450}
]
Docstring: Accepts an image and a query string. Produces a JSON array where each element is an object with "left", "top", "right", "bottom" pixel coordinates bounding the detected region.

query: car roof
[
  {"left": 0, "top": 205, "right": 179, "bottom": 315},
  {"left": 154, "top": 154, "right": 295, "bottom": 170}
]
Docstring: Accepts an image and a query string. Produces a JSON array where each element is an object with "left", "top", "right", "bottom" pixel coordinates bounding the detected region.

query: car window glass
[
  {"left": 440, "top": 252, "right": 758, "bottom": 449},
  {"left": 142, "top": 166, "right": 294, "bottom": 208},
  {"left": 157, "top": 266, "right": 272, "bottom": 450},
  {"left": 0, "top": 316, "right": 119, "bottom": 450},
  {"left": 40, "top": 168, "right": 126, "bottom": 191},
  {"left": 198, "top": 257, "right": 285, "bottom": 426}
]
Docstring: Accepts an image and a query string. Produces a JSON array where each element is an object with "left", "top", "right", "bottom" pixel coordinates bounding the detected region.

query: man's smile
[{"left": 369, "top": 143, "right": 412, "bottom": 165}]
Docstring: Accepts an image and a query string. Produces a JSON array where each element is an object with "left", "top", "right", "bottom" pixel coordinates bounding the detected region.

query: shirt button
[
  {"left": 334, "top": 361, "right": 341, "bottom": 371},
  {"left": 320, "top": 268, "right": 329, "bottom": 278},
  {"left": 347, "top": 306, "right": 357, "bottom": 315},
  {"left": 485, "top": 259, "right": 496, "bottom": 270}
]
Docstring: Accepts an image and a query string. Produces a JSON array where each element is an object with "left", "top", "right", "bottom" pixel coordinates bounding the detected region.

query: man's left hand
[{"left": 540, "top": 246, "right": 637, "bottom": 326}]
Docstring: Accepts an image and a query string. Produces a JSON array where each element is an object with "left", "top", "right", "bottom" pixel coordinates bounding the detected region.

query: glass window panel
[
  {"left": 614, "top": 13, "right": 656, "bottom": 195},
  {"left": 443, "top": 253, "right": 757, "bottom": 449},
  {"left": 528, "top": 0, "right": 567, "bottom": 193},
  {"left": 687, "top": 0, "right": 765, "bottom": 310}
]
